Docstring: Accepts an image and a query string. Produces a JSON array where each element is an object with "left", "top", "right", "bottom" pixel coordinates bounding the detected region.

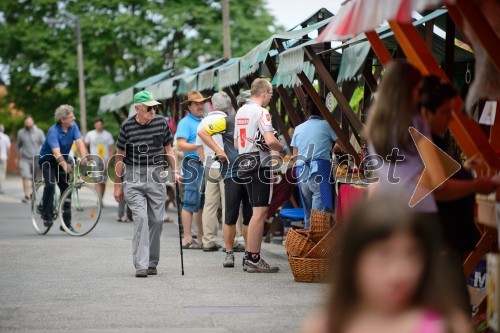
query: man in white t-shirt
[
  {"left": 84, "top": 118, "right": 114, "bottom": 199},
  {"left": 234, "top": 78, "right": 286, "bottom": 273},
  {"left": 0, "top": 124, "right": 11, "bottom": 194}
]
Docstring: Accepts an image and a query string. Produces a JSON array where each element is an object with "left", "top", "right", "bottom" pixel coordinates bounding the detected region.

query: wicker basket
[
  {"left": 288, "top": 255, "right": 333, "bottom": 283},
  {"left": 285, "top": 228, "right": 315, "bottom": 257},
  {"left": 304, "top": 222, "right": 341, "bottom": 259},
  {"left": 310, "top": 209, "right": 332, "bottom": 243}
]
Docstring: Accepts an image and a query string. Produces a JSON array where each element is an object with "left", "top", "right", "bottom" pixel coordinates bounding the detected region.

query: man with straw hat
[{"left": 177, "top": 91, "right": 210, "bottom": 249}]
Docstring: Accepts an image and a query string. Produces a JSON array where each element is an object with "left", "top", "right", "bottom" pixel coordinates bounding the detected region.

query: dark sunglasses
[{"left": 146, "top": 105, "right": 158, "bottom": 112}]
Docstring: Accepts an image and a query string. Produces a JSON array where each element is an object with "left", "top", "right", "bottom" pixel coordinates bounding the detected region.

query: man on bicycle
[{"left": 38, "top": 105, "right": 89, "bottom": 231}]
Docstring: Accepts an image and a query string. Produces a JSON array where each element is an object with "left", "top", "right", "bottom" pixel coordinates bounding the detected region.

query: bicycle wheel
[
  {"left": 59, "top": 182, "right": 102, "bottom": 236},
  {"left": 30, "top": 181, "right": 59, "bottom": 235}
]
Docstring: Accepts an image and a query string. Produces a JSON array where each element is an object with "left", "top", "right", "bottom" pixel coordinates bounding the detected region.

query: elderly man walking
[
  {"left": 176, "top": 91, "right": 209, "bottom": 249},
  {"left": 114, "top": 91, "right": 178, "bottom": 278},
  {"left": 234, "top": 78, "right": 287, "bottom": 273},
  {"left": 16, "top": 116, "right": 45, "bottom": 202}
]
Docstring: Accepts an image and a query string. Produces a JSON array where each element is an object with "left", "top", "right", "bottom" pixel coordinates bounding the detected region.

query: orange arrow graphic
[{"left": 409, "top": 127, "right": 461, "bottom": 207}]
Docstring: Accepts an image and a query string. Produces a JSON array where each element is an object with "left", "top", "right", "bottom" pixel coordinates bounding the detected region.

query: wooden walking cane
[{"left": 174, "top": 181, "right": 185, "bottom": 276}]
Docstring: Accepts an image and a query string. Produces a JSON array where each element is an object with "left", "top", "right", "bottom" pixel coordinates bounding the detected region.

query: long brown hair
[
  {"left": 364, "top": 60, "right": 423, "bottom": 156},
  {"left": 327, "top": 196, "right": 465, "bottom": 333}
]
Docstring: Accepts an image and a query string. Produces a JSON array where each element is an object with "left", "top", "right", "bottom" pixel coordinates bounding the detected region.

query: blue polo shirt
[
  {"left": 176, "top": 112, "right": 202, "bottom": 161},
  {"left": 39, "top": 123, "right": 82, "bottom": 163},
  {"left": 290, "top": 116, "right": 337, "bottom": 166}
]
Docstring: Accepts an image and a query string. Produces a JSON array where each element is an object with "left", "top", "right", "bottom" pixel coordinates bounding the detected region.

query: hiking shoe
[
  {"left": 147, "top": 267, "right": 157, "bottom": 275},
  {"left": 203, "top": 245, "right": 220, "bottom": 252},
  {"left": 43, "top": 220, "right": 53, "bottom": 227},
  {"left": 223, "top": 244, "right": 245, "bottom": 252},
  {"left": 136, "top": 269, "right": 148, "bottom": 278},
  {"left": 223, "top": 253, "right": 235, "bottom": 268},
  {"left": 243, "top": 259, "right": 249, "bottom": 271},
  {"left": 246, "top": 258, "right": 279, "bottom": 273}
]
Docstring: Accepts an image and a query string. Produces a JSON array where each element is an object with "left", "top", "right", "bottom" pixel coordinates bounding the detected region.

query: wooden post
[
  {"left": 120, "top": 106, "right": 129, "bottom": 119},
  {"left": 365, "top": 30, "right": 392, "bottom": 66},
  {"left": 111, "top": 111, "right": 123, "bottom": 125},
  {"left": 269, "top": 97, "right": 291, "bottom": 144},
  {"left": 444, "top": 13, "right": 455, "bottom": 81},
  {"left": 449, "top": 0, "right": 500, "bottom": 72},
  {"left": 389, "top": 20, "right": 500, "bottom": 172},
  {"left": 297, "top": 71, "right": 360, "bottom": 166},
  {"left": 223, "top": 88, "right": 238, "bottom": 111},
  {"left": 304, "top": 45, "right": 364, "bottom": 141},
  {"left": 264, "top": 55, "right": 302, "bottom": 128}
]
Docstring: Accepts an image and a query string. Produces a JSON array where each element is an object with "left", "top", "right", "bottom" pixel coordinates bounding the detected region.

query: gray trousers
[{"left": 123, "top": 166, "right": 166, "bottom": 270}]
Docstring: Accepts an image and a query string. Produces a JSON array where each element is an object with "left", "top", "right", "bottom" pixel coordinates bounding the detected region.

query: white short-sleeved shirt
[
  {"left": 195, "top": 111, "right": 226, "bottom": 169},
  {"left": 84, "top": 130, "right": 114, "bottom": 161},
  {"left": 0, "top": 132, "right": 11, "bottom": 161},
  {"left": 234, "top": 101, "right": 274, "bottom": 159}
]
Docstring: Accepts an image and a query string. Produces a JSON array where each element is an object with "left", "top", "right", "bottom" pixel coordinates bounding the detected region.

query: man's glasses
[
  {"left": 146, "top": 105, "right": 158, "bottom": 112},
  {"left": 267, "top": 91, "right": 273, "bottom": 97}
]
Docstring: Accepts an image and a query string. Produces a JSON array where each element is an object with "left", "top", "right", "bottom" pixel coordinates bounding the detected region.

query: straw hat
[{"left": 181, "top": 91, "right": 211, "bottom": 107}]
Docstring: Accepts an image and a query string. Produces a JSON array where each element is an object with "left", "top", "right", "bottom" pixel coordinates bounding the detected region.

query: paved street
[{"left": 0, "top": 175, "right": 325, "bottom": 333}]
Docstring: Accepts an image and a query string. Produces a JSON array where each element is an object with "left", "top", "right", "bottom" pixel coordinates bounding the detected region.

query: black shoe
[
  {"left": 60, "top": 225, "right": 74, "bottom": 232},
  {"left": 43, "top": 220, "right": 53, "bottom": 227},
  {"left": 203, "top": 245, "right": 219, "bottom": 252},
  {"left": 147, "top": 267, "right": 157, "bottom": 275}
]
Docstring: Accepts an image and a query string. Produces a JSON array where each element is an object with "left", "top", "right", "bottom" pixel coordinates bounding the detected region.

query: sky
[{"left": 265, "top": 0, "right": 342, "bottom": 30}]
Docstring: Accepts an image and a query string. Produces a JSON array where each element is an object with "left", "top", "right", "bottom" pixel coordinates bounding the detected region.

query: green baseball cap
[{"left": 134, "top": 90, "right": 161, "bottom": 106}]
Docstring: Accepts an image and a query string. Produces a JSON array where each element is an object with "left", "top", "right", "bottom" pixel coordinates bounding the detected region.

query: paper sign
[{"left": 479, "top": 101, "right": 497, "bottom": 126}]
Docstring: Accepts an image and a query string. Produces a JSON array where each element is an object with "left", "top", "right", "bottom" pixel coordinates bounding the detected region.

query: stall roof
[
  {"left": 239, "top": 17, "right": 334, "bottom": 78},
  {"left": 98, "top": 69, "right": 174, "bottom": 114},
  {"left": 320, "top": 9, "right": 474, "bottom": 82},
  {"left": 134, "top": 69, "right": 174, "bottom": 89}
]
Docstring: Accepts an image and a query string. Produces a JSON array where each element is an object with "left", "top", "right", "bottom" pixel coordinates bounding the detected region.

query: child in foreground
[{"left": 301, "top": 196, "right": 471, "bottom": 333}]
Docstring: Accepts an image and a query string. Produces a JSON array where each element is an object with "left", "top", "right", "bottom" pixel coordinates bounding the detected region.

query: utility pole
[
  {"left": 75, "top": 18, "right": 87, "bottom": 134},
  {"left": 222, "top": 0, "right": 231, "bottom": 59}
]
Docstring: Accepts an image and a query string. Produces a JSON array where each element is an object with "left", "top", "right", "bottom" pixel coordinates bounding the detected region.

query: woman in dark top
[{"left": 418, "top": 76, "right": 498, "bottom": 258}]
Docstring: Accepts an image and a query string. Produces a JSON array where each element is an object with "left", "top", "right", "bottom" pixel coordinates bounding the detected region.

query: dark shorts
[
  {"left": 242, "top": 168, "right": 272, "bottom": 207},
  {"left": 182, "top": 158, "right": 205, "bottom": 213},
  {"left": 224, "top": 177, "right": 252, "bottom": 226}
]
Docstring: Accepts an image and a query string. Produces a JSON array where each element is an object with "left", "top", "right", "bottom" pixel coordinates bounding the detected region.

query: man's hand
[
  {"left": 114, "top": 184, "right": 123, "bottom": 202},
  {"left": 62, "top": 162, "right": 72, "bottom": 174},
  {"left": 173, "top": 172, "right": 181, "bottom": 183},
  {"left": 214, "top": 148, "right": 229, "bottom": 163},
  {"left": 474, "top": 177, "right": 498, "bottom": 194}
]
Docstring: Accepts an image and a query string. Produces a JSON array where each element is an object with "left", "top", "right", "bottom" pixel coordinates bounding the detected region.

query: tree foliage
[{"left": 0, "top": 0, "right": 281, "bottom": 134}]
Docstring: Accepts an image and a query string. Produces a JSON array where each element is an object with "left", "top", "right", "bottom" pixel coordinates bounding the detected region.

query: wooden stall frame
[
  {"left": 297, "top": 71, "right": 361, "bottom": 166},
  {"left": 304, "top": 45, "right": 364, "bottom": 145}
]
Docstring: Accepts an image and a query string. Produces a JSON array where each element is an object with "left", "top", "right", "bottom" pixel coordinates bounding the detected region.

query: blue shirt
[
  {"left": 39, "top": 123, "right": 82, "bottom": 162},
  {"left": 291, "top": 117, "right": 337, "bottom": 166},
  {"left": 177, "top": 112, "right": 202, "bottom": 161}
]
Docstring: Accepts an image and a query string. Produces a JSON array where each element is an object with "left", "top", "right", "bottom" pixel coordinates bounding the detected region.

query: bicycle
[{"left": 30, "top": 158, "right": 102, "bottom": 236}]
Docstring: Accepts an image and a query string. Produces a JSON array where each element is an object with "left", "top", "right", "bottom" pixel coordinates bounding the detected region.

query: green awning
[
  {"left": 271, "top": 40, "right": 316, "bottom": 88},
  {"left": 216, "top": 58, "right": 240, "bottom": 90},
  {"left": 239, "top": 17, "right": 333, "bottom": 79},
  {"left": 336, "top": 41, "right": 371, "bottom": 84},
  {"left": 197, "top": 69, "right": 215, "bottom": 92},
  {"left": 98, "top": 86, "right": 134, "bottom": 114},
  {"left": 134, "top": 69, "right": 173, "bottom": 89}
]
